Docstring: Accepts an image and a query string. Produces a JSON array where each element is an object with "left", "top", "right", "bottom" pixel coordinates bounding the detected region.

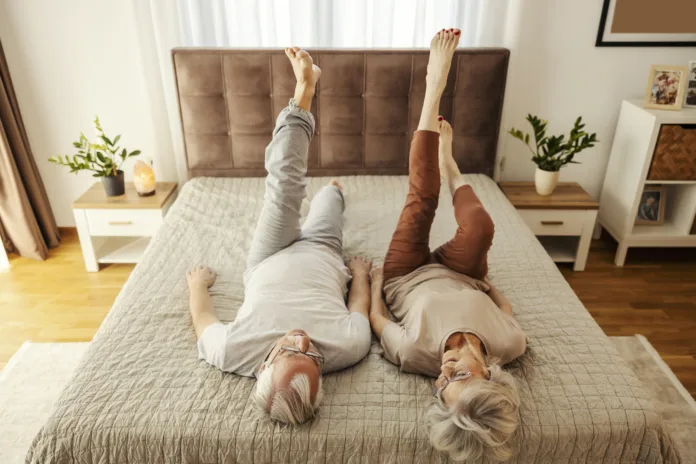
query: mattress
[{"left": 27, "top": 175, "right": 678, "bottom": 463}]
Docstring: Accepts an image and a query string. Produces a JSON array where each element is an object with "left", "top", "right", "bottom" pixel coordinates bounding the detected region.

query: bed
[{"left": 27, "top": 49, "right": 678, "bottom": 463}]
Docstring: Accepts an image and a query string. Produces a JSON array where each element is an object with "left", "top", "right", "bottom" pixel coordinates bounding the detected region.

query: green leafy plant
[
  {"left": 508, "top": 115, "right": 598, "bottom": 172},
  {"left": 49, "top": 116, "right": 141, "bottom": 177}
]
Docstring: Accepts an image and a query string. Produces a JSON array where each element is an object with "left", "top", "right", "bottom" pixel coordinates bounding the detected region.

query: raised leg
[
  {"left": 246, "top": 48, "right": 321, "bottom": 270},
  {"left": 299, "top": 180, "right": 345, "bottom": 256},
  {"left": 382, "top": 28, "right": 460, "bottom": 284},
  {"left": 431, "top": 120, "right": 494, "bottom": 280}
]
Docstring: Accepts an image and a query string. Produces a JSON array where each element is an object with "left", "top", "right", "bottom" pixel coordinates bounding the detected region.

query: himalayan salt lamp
[{"left": 133, "top": 160, "right": 156, "bottom": 197}]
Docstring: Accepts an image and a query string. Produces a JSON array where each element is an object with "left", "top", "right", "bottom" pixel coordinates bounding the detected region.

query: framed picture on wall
[
  {"left": 635, "top": 186, "right": 666, "bottom": 225},
  {"left": 686, "top": 61, "right": 696, "bottom": 108},
  {"left": 643, "top": 65, "right": 688, "bottom": 111},
  {"left": 596, "top": 0, "right": 696, "bottom": 47}
]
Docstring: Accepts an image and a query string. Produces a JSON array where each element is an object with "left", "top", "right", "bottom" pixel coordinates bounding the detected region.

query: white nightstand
[
  {"left": 72, "top": 182, "right": 177, "bottom": 272},
  {"left": 500, "top": 182, "right": 599, "bottom": 271}
]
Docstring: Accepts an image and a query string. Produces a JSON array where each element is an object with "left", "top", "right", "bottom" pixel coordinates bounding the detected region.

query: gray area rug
[
  {"left": 1, "top": 337, "right": 694, "bottom": 464},
  {"left": 611, "top": 335, "right": 696, "bottom": 463}
]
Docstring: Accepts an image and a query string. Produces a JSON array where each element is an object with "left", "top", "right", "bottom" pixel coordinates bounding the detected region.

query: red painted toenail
[
  {"left": 438, "top": 116, "right": 443, "bottom": 121},
  {"left": 449, "top": 28, "right": 453, "bottom": 31},
  {"left": 454, "top": 31, "right": 460, "bottom": 35}
]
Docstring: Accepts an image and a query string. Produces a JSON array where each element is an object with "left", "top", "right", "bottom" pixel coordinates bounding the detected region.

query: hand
[
  {"left": 187, "top": 266, "right": 216, "bottom": 289},
  {"left": 348, "top": 256, "right": 372, "bottom": 279}
]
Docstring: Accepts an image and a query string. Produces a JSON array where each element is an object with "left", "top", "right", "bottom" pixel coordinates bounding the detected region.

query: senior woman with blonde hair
[{"left": 368, "top": 28, "right": 526, "bottom": 461}]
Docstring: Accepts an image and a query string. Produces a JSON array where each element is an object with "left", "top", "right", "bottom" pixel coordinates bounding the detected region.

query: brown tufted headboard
[{"left": 172, "top": 48, "right": 509, "bottom": 178}]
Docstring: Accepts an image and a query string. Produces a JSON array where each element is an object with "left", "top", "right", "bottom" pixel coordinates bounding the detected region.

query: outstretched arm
[
  {"left": 484, "top": 277, "right": 513, "bottom": 317},
  {"left": 187, "top": 266, "right": 220, "bottom": 338},
  {"left": 368, "top": 267, "right": 392, "bottom": 338},
  {"left": 347, "top": 257, "right": 372, "bottom": 320}
]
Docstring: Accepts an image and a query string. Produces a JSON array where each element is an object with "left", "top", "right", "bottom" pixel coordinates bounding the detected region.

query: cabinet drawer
[
  {"left": 86, "top": 209, "right": 164, "bottom": 236},
  {"left": 518, "top": 210, "right": 585, "bottom": 236}
]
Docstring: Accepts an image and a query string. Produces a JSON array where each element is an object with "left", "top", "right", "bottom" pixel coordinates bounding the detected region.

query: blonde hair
[
  {"left": 253, "top": 364, "right": 324, "bottom": 425},
  {"left": 427, "top": 364, "right": 520, "bottom": 461}
]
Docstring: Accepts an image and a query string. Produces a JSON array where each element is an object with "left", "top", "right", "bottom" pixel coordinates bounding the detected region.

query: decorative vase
[
  {"left": 535, "top": 168, "right": 560, "bottom": 196},
  {"left": 102, "top": 170, "right": 125, "bottom": 197},
  {"left": 133, "top": 160, "right": 156, "bottom": 197}
]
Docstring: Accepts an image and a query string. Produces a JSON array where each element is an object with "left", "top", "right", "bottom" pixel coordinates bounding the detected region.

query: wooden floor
[{"left": 2, "top": 229, "right": 695, "bottom": 397}]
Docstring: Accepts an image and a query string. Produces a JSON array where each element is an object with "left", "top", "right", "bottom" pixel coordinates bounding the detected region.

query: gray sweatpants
[{"left": 247, "top": 100, "right": 345, "bottom": 270}]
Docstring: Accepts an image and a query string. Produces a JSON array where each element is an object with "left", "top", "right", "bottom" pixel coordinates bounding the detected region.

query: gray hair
[
  {"left": 253, "top": 364, "right": 324, "bottom": 425},
  {"left": 426, "top": 364, "right": 520, "bottom": 462}
]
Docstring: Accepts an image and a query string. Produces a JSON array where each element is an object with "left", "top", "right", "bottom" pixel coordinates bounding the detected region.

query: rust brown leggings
[{"left": 383, "top": 130, "right": 495, "bottom": 283}]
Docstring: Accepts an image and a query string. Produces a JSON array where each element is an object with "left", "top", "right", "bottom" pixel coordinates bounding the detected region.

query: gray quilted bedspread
[{"left": 27, "top": 175, "right": 678, "bottom": 463}]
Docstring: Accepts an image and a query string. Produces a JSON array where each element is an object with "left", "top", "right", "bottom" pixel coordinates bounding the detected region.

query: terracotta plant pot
[
  {"left": 102, "top": 170, "right": 125, "bottom": 196},
  {"left": 535, "top": 168, "right": 560, "bottom": 196}
]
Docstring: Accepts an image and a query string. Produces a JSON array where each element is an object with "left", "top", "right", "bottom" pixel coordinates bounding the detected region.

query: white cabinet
[{"left": 598, "top": 100, "right": 696, "bottom": 266}]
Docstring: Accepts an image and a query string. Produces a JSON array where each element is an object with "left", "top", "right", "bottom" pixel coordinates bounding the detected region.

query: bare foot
[
  {"left": 348, "top": 256, "right": 373, "bottom": 279},
  {"left": 437, "top": 118, "right": 466, "bottom": 195},
  {"left": 329, "top": 178, "right": 343, "bottom": 192},
  {"left": 426, "top": 28, "right": 460, "bottom": 95},
  {"left": 285, "top": 47, "right": 321, "bottom": 111},
  {"left": 438, "top": 118, "right": 457, "bottom": 179},
  {"left": 187, "top": 266, "right": 216, "bottom": 289},
  {"left": 417, "top": 29, "right": 460, "bottom": 132}
]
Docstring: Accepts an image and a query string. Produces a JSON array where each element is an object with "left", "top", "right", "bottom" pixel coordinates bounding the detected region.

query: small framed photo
[
  {"left": 635, "top": 186, "right": 666, "bottom": 225},
  {"left": 643, "top": 65, "right": 688, "bottom": 111},
  {"left": 686, "top": 61, "right": 696, "bottom": 108}
]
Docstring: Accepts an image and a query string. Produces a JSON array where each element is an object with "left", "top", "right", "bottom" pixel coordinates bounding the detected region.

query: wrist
[
  {"left": 351, "top": 269, "right": 370, "bottom": 280},
  {"left": 189, "top": 282, "right": 210, "bottom": 292}
]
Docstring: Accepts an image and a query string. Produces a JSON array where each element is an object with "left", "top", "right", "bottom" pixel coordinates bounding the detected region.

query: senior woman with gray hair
[
  {"left": 368, "top": 28, "right": 526, "bottom": 461},
  {"left": 186, "top": 46, "right": 372, "bottom": 425}
]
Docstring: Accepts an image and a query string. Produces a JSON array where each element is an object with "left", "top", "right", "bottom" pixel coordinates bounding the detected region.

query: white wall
[
  {"left": 0, "top": 0, "right": 176, "bottom": 226},
  {"left": 498, "top": 0, "right": 696, "bottom": 198},
  {"left": 1, "top": 0, "right": 694, "bottom": 228}
]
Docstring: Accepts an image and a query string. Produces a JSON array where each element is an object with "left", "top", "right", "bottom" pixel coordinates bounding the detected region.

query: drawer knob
[
  {"left": 108, "top": 221, "right": 134, "bottom": 226},
  {"left": 541, "top": 220, "right": 564, "bottom": 226}
]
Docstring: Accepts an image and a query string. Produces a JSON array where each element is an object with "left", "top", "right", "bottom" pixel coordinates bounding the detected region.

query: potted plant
[
  {"left": 49, "top": 117, "right": 141, "bottom": 196},
  {"left": 508, "top": 115, "right": 598, "bottom": 196}
]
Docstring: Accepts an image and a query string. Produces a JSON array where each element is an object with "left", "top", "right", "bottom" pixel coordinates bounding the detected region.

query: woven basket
[{"left": 647, "top": 125, "right": 696, "bottom": 181}]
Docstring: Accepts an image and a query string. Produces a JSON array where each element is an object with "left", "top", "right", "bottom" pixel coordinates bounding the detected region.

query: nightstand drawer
[
  {"left": 518, "top": 210, "right": 585, "bottom": 236},
  {"left": 85, "top": 209, "right": 164, "bottom": 237}
]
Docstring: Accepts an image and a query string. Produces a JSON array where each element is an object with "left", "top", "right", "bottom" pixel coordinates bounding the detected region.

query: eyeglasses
[
  {"left": 432, "top": 371, "right": 472, "bottom": 399},
  {"left": 265, "top": 345, "right": 325, "bottom": 372}
]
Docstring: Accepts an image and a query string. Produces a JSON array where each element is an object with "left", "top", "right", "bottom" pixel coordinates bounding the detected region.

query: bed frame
[{"left": 172, "top": 48, "right": 509, "bottom": 178}]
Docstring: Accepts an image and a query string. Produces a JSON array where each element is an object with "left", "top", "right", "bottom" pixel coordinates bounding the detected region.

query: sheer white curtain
[{"left": 177, "top": 0, "right": 512, "bottom": 48}]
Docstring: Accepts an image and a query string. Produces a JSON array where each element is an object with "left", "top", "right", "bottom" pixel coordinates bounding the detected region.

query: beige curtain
[{"left": 0, "top": 39, "right": 59, "bottom": 260}]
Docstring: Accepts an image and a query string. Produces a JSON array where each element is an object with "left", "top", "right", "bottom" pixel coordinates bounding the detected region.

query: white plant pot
[{"left": 535, "top": 168, "right": 560, "bottom": 196}]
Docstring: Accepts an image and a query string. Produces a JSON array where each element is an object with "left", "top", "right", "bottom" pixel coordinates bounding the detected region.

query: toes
[
  {"left": 285, "top": 48, "right": 295, "bottom": 58},
  {"left": 292, "top": 46, "right": 300, "bottom": 53},
  {"left": 295, "top": 49, "right": 309, "bottom": 60}
]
